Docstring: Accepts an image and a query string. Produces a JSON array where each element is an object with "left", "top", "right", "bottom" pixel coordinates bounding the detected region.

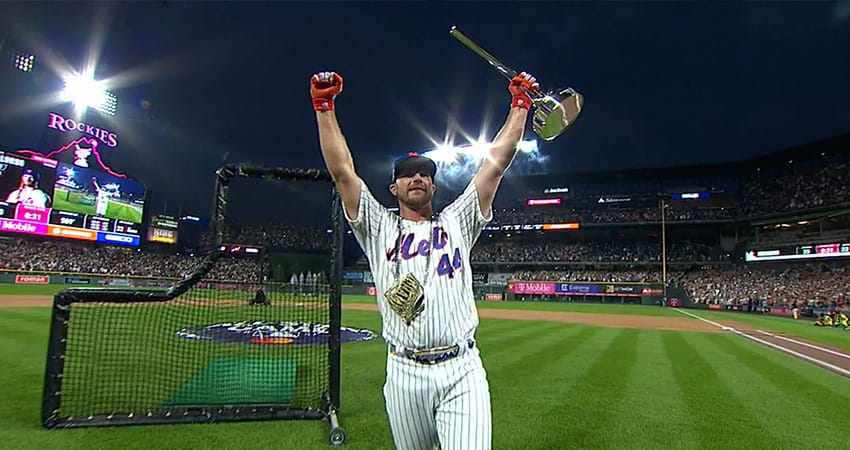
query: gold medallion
[{"left": 384, "top": 273, "right": 425, "bottom": 325}]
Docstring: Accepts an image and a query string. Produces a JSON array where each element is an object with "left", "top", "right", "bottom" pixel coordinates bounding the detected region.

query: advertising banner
[
  {"left": 510, "top": 282, "right": 556, "bottom": 295},
  {"left": 554, "top": 283, "right": 599, "bottom": 294},
  {"left": 64, "top": 276, "right": 91, "bottom": 285},
  {"left": 342, "top": 271, "right": 364, "bottom": 283},
  {"left": 15, "top": 274, "right": 50, "bottom": 284}
]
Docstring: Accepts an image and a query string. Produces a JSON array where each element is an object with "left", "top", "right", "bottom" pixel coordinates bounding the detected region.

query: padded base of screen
[{"left": 166, "top": 356, "right": 296, "bottom": 406}]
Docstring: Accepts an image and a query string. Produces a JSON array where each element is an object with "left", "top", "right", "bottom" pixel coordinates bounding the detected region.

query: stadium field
[
  {"left": 52, "top": 187, "right": 143, "bottom": 223},
  {"left": 3, "top": 284, "right": 844, "bottom": 348},
  {"left": 1, "top": 287, "right": 849, "bottom": 449}
]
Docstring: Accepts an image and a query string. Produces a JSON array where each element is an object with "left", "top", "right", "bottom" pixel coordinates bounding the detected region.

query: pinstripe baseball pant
[{"left": 383, "top": 343, "right": 491, "bottom": 450}]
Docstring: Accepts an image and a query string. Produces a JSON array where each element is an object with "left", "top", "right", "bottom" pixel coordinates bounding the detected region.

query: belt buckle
[
  {"left": 412, "top": 344, "right": 459, "bottom": 365},
  {"left": 392, "top": 341, "right": 472, "bottom": 365}
]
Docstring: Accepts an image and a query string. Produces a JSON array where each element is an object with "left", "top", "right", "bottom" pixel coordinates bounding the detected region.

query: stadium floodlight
[
  {"left": 12, "top": 52, "right": 35, "bottom": 72},
  {"left": 61, "top": 73, "right": 118, "bottom": 116}
]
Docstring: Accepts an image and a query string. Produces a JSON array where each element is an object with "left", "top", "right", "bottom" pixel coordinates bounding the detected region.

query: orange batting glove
[
  {"left": 310, "top": 71, "right": 344, "bottom": 112},
  {"left": 509, "top": 71, "right": 540, "bottom": 110}
]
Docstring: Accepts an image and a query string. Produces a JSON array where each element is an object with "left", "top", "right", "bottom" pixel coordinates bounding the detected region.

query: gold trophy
[{"left": 449, "top": 26, "right": 583, "bottom": 141}]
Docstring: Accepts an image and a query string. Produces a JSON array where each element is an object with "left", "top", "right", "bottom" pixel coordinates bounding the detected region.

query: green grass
[
  {"left": 0, "top": 285, "right": 64, "bottom": 296},
  {"left": 1, "top": 304, "right": 850, "bottom": 449}
]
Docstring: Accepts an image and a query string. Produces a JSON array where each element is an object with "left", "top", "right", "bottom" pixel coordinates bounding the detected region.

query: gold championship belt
[{"left": 385, "top": 273, "right": 425, "bottom": 325}]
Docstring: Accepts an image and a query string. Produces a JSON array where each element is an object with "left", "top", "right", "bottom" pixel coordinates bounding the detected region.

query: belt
[{"left": 389, "top": 339, "right": 475, "bottom": 365}]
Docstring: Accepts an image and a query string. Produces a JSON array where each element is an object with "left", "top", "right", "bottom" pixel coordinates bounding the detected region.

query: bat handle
[{"left": 449, "top": 26, "right": 518, "bottom": 81}]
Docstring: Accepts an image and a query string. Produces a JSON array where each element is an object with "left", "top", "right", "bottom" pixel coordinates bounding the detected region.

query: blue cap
[{"left": 22, "top": 168, "right": 39, "bottom": 181}]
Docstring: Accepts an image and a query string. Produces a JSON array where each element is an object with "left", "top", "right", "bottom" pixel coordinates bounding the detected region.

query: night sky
[{"left": 1, "top": 2, "right": 848, "bottom": 221}]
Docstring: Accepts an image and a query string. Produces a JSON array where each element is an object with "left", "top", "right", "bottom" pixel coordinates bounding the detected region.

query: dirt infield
[
  {"left": 0, "top": 295, "right": 719, "bottom": 333},
  {"left": 343, "top": 302, "right": 721, "bottom": 333}
]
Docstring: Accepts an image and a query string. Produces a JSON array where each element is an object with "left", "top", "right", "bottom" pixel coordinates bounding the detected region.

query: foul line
[
  {"left": 754, "top": 330, "right": 850, "bottom": 361},
  {"left": 674, "top": 309, "right": 850, "bottom": 378}
]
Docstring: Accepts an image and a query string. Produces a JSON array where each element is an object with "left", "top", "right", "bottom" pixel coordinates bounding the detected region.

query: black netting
[{"left": 42, "top": 166, "right": 343, "bottom": 428}]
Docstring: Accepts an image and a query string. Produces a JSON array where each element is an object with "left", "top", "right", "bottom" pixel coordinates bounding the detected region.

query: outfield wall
[{"left": 0, "top": 269, "right": 369, "bottom": 295}]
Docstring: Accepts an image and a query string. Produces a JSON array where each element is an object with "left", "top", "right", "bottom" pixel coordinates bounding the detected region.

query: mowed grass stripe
[
  {"left": 664, "top": 333, "right": 780, "bottom": 449},
  {"left": 685, "top": 334, "right": 835, "bottom": 448},
  {"left": 0, "top": 319, "right": 49, "bottom": 342},
  {"left": 0, "top": 307, "right": 51, "bottom": 321},
  {"left": 710, "top": 335, "right": 850, "bottom": 436},
  {"left": 490, "top": 327, "right": 617, "bottom": 449},
  {"left": 0, "top": 333, "right": 46, "bottom": 431},
  {"left": 486, "top": 325, "right": 600, "bottom": 374},
  {"left": 548, "top": 329, "right": 640, "bottom": 449},
  {"left": 479, "top": 320, "right": 582, "bottom": 359},
  {"left": 608, "top": 331, "right": 700, "bottom": 450}
]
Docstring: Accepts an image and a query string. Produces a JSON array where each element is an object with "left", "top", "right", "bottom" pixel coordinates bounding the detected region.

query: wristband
[
  {"left": 511, "top": 95, "right": 532, "bottom": 110},
  {"left": 313, "top": 98, "right": 335, "bottom": 112}
]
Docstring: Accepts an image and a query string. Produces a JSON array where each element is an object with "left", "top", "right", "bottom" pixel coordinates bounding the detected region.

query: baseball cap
[
  {"left": 392, "top": 152, "right": 437, "bottom": 181},
  {"left": 22, "top": 168, "right": 39, "bottom": 180}
]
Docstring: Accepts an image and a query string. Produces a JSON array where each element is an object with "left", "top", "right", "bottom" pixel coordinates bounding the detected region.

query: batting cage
[{"left": 41, "top": 165, "right": 347, "bottom": 446}]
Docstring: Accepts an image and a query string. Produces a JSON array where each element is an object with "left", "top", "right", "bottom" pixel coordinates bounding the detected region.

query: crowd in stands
[
  {"left": 681, "top": 263, "right": 849, "bottom": 309},
  {"left": 742, "top": 162, "right": 850, "bottom": 216},
  {"left": 0, "top": 238, "right": 268, "bottom": 283},
  {"left": 491, "top": 205, "right": 735, "bottom": 225},
  {"left": 508, "top": 262, "right": 849, "bottom": 310},
  {"left": 182, "top": 223, "right": 331, "bottom": 252},
  {"left": 471, "top": 239, "right": 725, "bottom": 263},
  {"left": 223, "top": 222, "right": 330, "bottom": 251},
  {"left": 510, "top": 269, "right": 677, "bottom": 283}
]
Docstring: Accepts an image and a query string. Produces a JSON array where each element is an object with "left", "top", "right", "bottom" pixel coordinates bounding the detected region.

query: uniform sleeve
[
  {"left": 440, "top": 180, "right": 492, "bottom": 247},
  {"left": 344, "top": 179, "right": 392, "bottom": 258}
]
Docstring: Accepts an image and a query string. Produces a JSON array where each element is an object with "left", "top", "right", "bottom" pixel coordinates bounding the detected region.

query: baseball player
[
  {"left": 5, "top": 168, "right": 51, "bottom": 208},
  {"left": 91, "top": 177, "right": 115, "bottom": 216},
  {"left": 311, "top": 69, "right": 539, "bottom": 449}
]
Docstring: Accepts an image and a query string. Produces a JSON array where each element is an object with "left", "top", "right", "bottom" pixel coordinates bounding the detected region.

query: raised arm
[
  {"left": 311, "top": 71, "right": 362, "bottom": 220},
  {"left": 473, "top": 72, "right": 540, "bottom": 218}
]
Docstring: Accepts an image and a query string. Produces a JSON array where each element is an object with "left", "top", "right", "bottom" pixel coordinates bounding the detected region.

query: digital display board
[
  {"left": 744, "top": 242, "right": 850, "bottom": 262},
  {"left": 526, "top": 198, "right": 562, "bottom": 206},
  {"left": 147, "top": 214, "right": 179, "bottom": 244},
  {"left": 0, "top": 151, "right": 142, "bottom": 246},
  {"left": 483, "top": 222, "right": 580, "bottom": 232},
  {"left": 218, "top": 244, "right": 263, "bottom": 256}
]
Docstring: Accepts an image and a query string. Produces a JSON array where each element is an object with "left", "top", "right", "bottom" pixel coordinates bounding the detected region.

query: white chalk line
[
  {"left": 754, "top": 329, "right": 850, "bottom": 361},
  {"left": 673, "top": 309, "right": 850, "bottom": 378}
]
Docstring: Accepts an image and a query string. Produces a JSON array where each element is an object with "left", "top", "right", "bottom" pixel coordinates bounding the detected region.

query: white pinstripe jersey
[{"left": 346, "top": 179, "right": 491, "bottom": 349}]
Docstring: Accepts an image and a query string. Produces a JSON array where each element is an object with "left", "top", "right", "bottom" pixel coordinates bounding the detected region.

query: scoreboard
[
  {"left": 0, "top": 150, "right": 144, "bottom": 247},
  {"left": 146, "top": 214, "right": 179, "bottom": 245},
  {"left": 745, "top": 242, "right": 850, "bottom": 262},
  {"left": 0, "top": 203, "right": 141, "bottom": 245}
]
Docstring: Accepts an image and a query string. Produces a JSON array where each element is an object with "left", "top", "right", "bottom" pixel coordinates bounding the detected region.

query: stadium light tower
[
  {"left": 61, "top": 73, "right": 118, "bottom": 116},
  {"left": 12, "top": 52, "right": 35, "bottom": 72}
]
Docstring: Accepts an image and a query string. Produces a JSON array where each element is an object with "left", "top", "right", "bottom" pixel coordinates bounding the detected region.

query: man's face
[
  {"left": 391, "top": 172, "right": 435, "bottom": 210},
  {"left": 21, "top": 174, "right": 36, "bottom": 187}
]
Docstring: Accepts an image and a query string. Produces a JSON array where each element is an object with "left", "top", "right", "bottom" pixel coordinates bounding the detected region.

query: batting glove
[
  {"left": 310, "top": 71, "right": 344, "bottom": 111},
  {"left": 509, "top": 71, "right": 540, "bottom": 110}
]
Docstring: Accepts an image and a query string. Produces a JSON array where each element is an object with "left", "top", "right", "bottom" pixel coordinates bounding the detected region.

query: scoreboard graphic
[{"left": 0, "top": 150, "right": 143, "bottom": 246}]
